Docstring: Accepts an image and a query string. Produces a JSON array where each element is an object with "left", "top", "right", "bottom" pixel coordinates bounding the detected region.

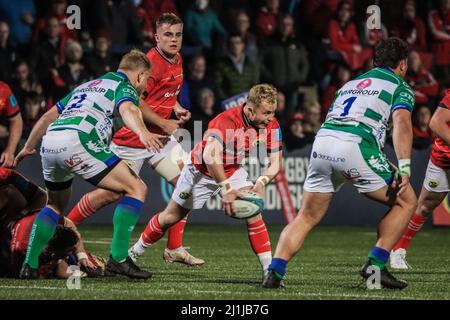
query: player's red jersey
[
  {"left": 191, "top": 105, "right": 282, "bottom": 178},
  {"left": 430, "top": 90, "right": 450, "bottom": 168},
  {"left": 0, "top": 167, "right": 13, "bottom": 186},
  {"left": 113, "top": 47, "right": 183, "bottom": 148},
  {"left": 0, "top": 81, "right": 20, "bottom": 118}
]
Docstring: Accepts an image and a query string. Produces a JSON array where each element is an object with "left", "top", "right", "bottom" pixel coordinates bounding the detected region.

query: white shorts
[
  {"left": 110, "top": 135, "right": 187, "bottom": 180},
  {"left": 41, "top": 130, "right": 120, "bottom": 189},
  {"left": 304, "top": 135, "right": 393, "bottom": 194},
  {"left": 171, "top": 161, "right": 253, "bottom": 210},
  {"left": 423, "top": 160, "right": 450, "bottom": 192}
]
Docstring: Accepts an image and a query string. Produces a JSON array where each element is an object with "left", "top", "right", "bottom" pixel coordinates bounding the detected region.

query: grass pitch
[{"left": 0, "top": 225, "right": 449, "bottom": 300}]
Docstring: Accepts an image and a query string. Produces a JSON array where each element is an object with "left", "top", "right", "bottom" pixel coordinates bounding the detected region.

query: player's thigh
[
  {"left": 342, "top": 136, "right": 394, "bottom": 194},
  {"left": 149, "top": 138, "right": 187, "bottom": 185},
  {"left": 303, "top": 136, "right": 345, "bottom": 193},
  {"left": 417, "top": 186, "right": 447, "bottom": 214},
  {"left": 96, "top": 161, "right": 147, "bottom": 200},
  {"left": 109, "top": 142, "right": 146, "bottom": 175},
  {"left": 171, "top": 163, "right": 218, "bottom": 210},
  {"left": 365, "top": 183, "right": 417, "bottom": 210}
]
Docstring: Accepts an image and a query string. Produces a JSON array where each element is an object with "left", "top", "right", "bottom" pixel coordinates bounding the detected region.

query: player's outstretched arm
[
  {"left": 392, "top": 109, "right": 413, "bottom": 195},
  {"left": 429, "top": 107, "right": 450, "bottom": 147},
  {"left": 119, "top": 101, "right": 166, "bottom": 152},
  {"left": 14, "top": 106, "right": 60, "bottom": 166},
  {"left": 253, "top": 150, "right": 282, "bottom": 195}
]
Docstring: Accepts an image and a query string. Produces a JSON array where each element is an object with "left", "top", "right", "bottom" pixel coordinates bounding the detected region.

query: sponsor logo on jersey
[
  {"left": 64, "top": 154, "right": 83, "bottom": 167},
  {"left": 428, "top": 180, "right": 439, "bottom": 188},
  {"left": 340, "top": 89, "right": 380, "bottom": 96},
  {"left": 41, "top": 147, "right": 67, "bottom": 154},
  {"left": 368, "top": 154, "right": 390, "bottom": 172},
  {"left": 164, "top": 90, "right": 180, "bottom": 98},
  {"left": 78, "top": 87, "right": 106, "bottom": 94},
  {"left": 312, "top": 151, "right": 346, "bottom": 163},
  {"left": 179, "top": 191, "right": 192, "bottom": 200},
  {"left": 88, "top": 79, "right": 103, "bottom": 87},
  {"left": 357, "top": 79, "right": 372, "bottom": 90},
  {"left": 86, "top": 140, "right": 111, "bottom": 154},
  {"left": 342, "top": 168, "right": 361, "bottom": 179}
]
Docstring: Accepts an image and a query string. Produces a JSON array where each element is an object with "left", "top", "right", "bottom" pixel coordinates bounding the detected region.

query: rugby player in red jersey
[
  {"left": 128, "top": 84, "right": 282, "bottom": 278},
  {"left": 0, "top": 81, "right": 23, "bottom": 168},
  {"left": 65, "top": 13, "right": 205, "bottom": 266},
  {"left": 390, "top": 89, "right": 450, "bottom": 269},
  {"left": 0, "top": 168, "right": 103, "bottom": 278}
]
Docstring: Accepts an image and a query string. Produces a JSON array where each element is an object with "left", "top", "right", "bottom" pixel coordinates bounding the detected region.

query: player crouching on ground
[
  {"left": 0, "top": 168, "right": 105, "bottom": 279},
  {"left": 128, "top": 84, "right": 282, "bottom": 279}
]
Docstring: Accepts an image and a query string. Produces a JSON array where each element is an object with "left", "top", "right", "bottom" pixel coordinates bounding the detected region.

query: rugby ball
[{"left": 232, "top": 190, "right": 265, "bottom": 219}]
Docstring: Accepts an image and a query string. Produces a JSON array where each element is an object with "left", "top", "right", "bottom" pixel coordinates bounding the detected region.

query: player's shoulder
[
  {"left": 440, "top": 89, "right": 450, "bottom": 108},
  {"left": 0, "top": 167, "right": 13, "bottom": 183},
  {"left": 0, "top": 81, "right": 12, "bottom": 93},
  {"left": 267, "top": 117, "right": 280, "bottom": 129},
  {"left": 210, "top": 106, "right": 243, "bottom": 129}
]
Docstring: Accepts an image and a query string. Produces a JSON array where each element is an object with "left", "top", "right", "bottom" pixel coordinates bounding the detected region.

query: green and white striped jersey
[
  {"left": 320, "top": 67, "right": 415, "bottom": 148},
  {"left": 49, "top": 72, "right": 139, "bottom": 144}
]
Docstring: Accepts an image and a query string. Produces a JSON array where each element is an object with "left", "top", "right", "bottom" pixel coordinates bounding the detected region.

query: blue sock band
[
  {"left": 118, "top": 196, "right": 144, "bottom": 215},
  {"left": 268, "top": 258, "right": 288, "bottom": 277},
  {"left": 369, "top": 246, "right": 390, "bottom": 264},
  {"left": 38, "top": 207, "right": 61, "bottom": 225}
]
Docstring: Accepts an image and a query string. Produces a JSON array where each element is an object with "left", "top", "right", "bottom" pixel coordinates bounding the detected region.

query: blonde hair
[
  {"left": 118, "top": 49, "right": 151, "bottom": 72},
  {"left": 247, "top": 84, "right": 277, "bottom": 107}
]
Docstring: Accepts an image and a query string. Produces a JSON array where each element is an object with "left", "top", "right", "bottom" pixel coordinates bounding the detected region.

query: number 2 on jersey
[
  {"left": 340, "top": 96, "right": 357, "bottom": 117},
  {"left": 67, "top": 94, "right": 87, "bottom": 110}
]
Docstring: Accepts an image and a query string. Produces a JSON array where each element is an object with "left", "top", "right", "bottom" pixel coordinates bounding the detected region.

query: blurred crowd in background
[{"left": 1, "top": 0, "right": 449, "bottom": 153}]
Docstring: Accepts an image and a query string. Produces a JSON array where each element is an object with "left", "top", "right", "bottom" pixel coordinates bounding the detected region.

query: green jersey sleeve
[
  {"left": 392, "top": 83, "right": 415, "bottom": 112},
  {"left": 115, "top": 82, "right": 139, "bottom": 110},
  {"left": 56, "top": 91, "right": 73, "bottom": 114}
]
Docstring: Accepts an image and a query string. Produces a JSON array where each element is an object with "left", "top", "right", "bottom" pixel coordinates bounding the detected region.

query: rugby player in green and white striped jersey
[
  {"left": 264, "top": 38, "right": 418, "bottom": 290},
  {"left": 14, "top": 49, "right": 166, "bottom": 280}
]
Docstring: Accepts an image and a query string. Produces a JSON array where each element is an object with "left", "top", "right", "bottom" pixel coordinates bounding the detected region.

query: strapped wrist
[
  {"left": 219, "top": 179, "right": 232, "bottom": 196},
  {"left": 76, "top": 252, "right": 88, "bottom": 261},
  {"left": 256, "top": 175, "right": 270, "bottom": 187},
  {"left": 398, "top": 159, "right": 411, "bottom": 177}
]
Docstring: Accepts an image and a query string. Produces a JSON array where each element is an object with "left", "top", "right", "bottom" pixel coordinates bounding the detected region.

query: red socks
[
  {"left": 66, "top": 194, "right": 96, "bottom": 224},
  {"left": 393, "top": 213, "right": 427, "bottom": 251},
  {"left": 247, "top": 219, "right": 271, "bottom": 255},
  {"left": 141, "top": 213, "right": 165, "bottom": 246},
  {"left": 166, "top": 216, "right": 188, "bottom": 250}
]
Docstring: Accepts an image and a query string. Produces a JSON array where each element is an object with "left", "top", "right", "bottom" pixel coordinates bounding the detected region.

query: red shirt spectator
[
  {"left": 136, "top": 0, "right": 179, "bottom": 45},
  {"left": 301, "top": 0, "right": 348, "bottom": 36},
  {"left": 255, "top": 0, "right": 281, "bottom": 38},
  {"left": 428, "top": 1, "right": 450, "bottom": 66},
  {"left": 328, "top": 2, "right": 372, "bottom": 70},
  {"left": 405, "top": 50, "right": 439, "bottom": 105},
  {"left": 32, "top": 0, "right": 77, "bottom": 43},
  {"left": 391, "top": 0, "right": 427, "bottom": 52},
  {"left": 0, "top": 81, "right": 23, "bottom": 168}
]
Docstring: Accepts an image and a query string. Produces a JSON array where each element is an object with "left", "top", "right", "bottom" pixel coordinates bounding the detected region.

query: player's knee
[
  {"left": 300, "top": 210, "right": 322, "bottom": 226},
  {"left": 397, "top": 189, "right": 417, "bottom": 213},
  {"left": 125, "top": 179, "right": 147, "bottom": 201}
]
